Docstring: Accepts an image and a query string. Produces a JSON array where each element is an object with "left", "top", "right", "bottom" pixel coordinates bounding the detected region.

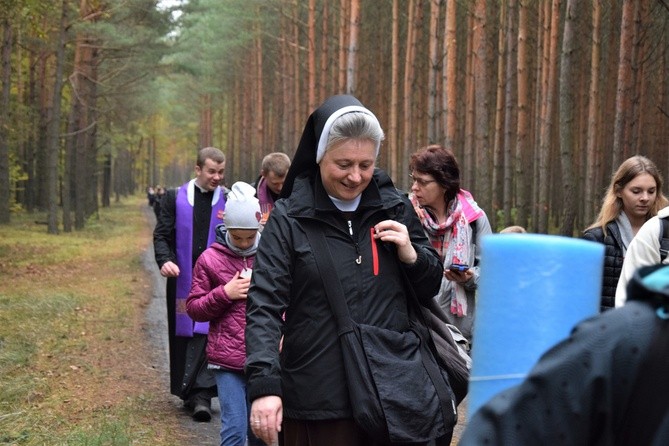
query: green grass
[{"left": 0, "top": 196, "right": 186, "bottom": 445}]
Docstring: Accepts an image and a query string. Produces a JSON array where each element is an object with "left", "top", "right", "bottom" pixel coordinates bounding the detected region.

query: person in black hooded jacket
[
  {"left": 459, "top": 263, "right": 669, "bottom": 445},
  {"left": 244, "top": 95, "right": 450, "bottom": 446}
]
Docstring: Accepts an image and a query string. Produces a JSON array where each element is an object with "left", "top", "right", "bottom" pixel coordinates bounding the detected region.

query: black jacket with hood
[
  {"left": 244, "top": 95, "right": 443, "bottom": 420},
  {"left": 459, "top": 264, "right": 669, "bottom": 445}
]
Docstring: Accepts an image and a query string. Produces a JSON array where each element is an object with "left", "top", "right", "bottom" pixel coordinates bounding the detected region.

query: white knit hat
[{"left": 224, "top": 182, "right": 261, "bottom": 229}]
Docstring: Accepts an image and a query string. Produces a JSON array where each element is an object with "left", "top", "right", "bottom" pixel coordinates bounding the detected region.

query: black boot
[
  {"left": 185, "top": 395, "right": 212, "bottom": 422},
  {"left": 192, "top": 401, "right": 212, "bottom": 422}
]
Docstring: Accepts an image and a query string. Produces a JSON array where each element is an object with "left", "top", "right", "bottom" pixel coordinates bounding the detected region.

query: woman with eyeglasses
[{"left": 408, "top": 145, "right": 492, "bottom": 344}]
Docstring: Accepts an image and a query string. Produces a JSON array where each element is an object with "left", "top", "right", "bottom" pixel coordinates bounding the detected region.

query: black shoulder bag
[
  {"left": 301, "top": 222, "right": 456, "bottom": 444},
  {"left": 418, "top": 298, "right": 471, "bottom": 404}
]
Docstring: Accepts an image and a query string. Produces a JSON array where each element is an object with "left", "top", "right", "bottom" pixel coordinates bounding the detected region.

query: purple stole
[
  {"left": 256, "top": 177, "right": 275, "bottom": 206},
  {"left": 174, "top": 179, "right": 226, "bottom": 337}
]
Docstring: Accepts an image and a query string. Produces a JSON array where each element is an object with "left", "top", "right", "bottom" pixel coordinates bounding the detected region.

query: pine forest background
[{"left": 1, "top": 0, "right": 668, "bottom": 236}]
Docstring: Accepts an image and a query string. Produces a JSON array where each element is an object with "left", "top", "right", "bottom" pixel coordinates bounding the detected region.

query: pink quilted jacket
[{"left": 186, "top": 241, "right": 254, "bottom": 371}]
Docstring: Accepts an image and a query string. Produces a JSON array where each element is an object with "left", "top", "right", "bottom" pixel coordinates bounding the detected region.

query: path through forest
[{"left": 141, "top": 207, "right": 221, "bottom": 445}]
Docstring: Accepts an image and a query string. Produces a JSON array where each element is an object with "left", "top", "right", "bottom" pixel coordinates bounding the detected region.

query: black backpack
[{"left": 660, "top": 216, "right": 669, "bottom": 262}]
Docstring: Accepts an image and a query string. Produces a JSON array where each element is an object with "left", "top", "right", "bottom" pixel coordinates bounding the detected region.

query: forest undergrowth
[{"left": 0, "top": 195, "right": 194, "bottom": 445}]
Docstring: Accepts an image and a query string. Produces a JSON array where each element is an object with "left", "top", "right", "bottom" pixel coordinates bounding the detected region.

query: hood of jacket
[{"left": 627, "top": 264, "right": 669, "bottom": 311}]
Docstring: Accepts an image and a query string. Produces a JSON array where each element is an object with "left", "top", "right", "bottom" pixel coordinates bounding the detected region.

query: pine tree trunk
[
  {"left": 537, "top": 0, "right": 559, "bottom": 234},
  {"left": 472, "top": 0, "right": 490, "bottom": 212},
  {"left": 559, "top": 0, "right": 578, "bottom": 236},
  {"left": 199, "top": 94, "right": 212, "bottom": 148},
  {"left": 254, "top": 18, "right": 264, "bottom": 167},
  {"left": 346, "top": 0, "right": 360, "bottom": 95},
  {"left": 612, "top": 0, "right": 636, "bottom": 167},
  {"left": 402, "top": 0, "right": 420, "bottom": 190},
  {"left": 492, "top": 0, "right": 507, "bottom": 230},
  {"left": 46, "top": 0, "right": 68, "bottom": 233},
  {"left": 503, "top": 0, "right": 518, "bottom": 228},
  {"left": 338, "top": 0, "right": 348, "bottom": 92},
  {"left": 584, "top": 0, "right": 602, "bottom": 227},
  {"left": 0, "top": 19, "right": 12, "bottom": 224},
  {"left": 389, "top": 0, "right": 400, "bottom": 183},
  {"left": 426, "top": 0, "right": 441, "bottom": 143},
  {"left": 319, "top": 2, "right": 329, "bottom": 101},
  {"left": 307, "top": 0, "right": 317, "bottom": 111},
  {"left": 463, "top": 11, "right": 475, "bottom": 185}
]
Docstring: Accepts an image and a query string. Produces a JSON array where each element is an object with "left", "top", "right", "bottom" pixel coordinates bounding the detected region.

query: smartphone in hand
[{"left": 448, "top": 263, "right": 470, "bottom": 273}]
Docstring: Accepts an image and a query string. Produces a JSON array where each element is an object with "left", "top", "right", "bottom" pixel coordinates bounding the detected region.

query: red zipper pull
[{"left": 370, "top": 227, "right": 379, "bottom": 276}]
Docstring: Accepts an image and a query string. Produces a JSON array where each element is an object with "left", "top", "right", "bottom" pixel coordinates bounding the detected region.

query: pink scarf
[{"left": 410, "top": 190, "right": 483, "bottom": 316}]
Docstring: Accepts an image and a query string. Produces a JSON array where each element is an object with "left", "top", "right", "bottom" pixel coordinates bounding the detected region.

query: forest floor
[{"left": 0, "top": 197, "right": 215, "bottom": 445}]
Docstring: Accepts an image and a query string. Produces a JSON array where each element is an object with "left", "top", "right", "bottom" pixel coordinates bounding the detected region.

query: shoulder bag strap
[
  {"left": 300, "top": 220, "right": 354, "bottom": 334},
  {"left": 659, "top": 217, "right": 669, "bottom": 262}
]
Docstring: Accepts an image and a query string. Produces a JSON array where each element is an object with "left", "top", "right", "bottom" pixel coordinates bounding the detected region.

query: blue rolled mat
[{"left": 468, "top": 233, "right": 604, "bottom": 415}]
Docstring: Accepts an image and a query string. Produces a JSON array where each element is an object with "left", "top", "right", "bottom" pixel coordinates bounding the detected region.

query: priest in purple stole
[{"left": 153, "top": 147, "right": 228, "bottom": 422}]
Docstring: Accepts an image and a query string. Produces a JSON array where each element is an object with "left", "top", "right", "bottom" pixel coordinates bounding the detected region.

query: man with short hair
[
  {"left": 153, "top": 147, "right": 227, "bottom": 422},
  {"left": 253, "top": 152, "right": 291, "bottom": 207}
]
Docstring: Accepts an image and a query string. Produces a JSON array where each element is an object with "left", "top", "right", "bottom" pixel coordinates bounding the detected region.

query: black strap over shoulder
[
  {"left": 299, "top": 219, "right": 454, "bottom": 435},
  {"left": 659, "top": 216, "right": 669, "bottom": 262},
  {"left": 470, "top": 220, "right": 479, "bottom": 267},
  {"left": 300, "top": 220, "right": 355, "bottom": 334}
]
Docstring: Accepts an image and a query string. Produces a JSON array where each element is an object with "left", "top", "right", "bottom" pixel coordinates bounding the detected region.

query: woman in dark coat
[
  {"left": 244, "top": 95, "right": 451, "bottom": 446},
  {"left": 583, "top": 155, "right": 667, "bottom": 310}
]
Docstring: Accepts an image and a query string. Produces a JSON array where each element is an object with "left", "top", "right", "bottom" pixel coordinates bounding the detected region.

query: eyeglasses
[{"left": 409, "top": 173, "right": 436, "bottom": 187}]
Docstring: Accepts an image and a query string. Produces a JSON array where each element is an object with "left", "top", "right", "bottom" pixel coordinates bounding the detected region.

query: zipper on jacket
[{"left": 348, "top": 220, "right": 362, "bottom": 264}]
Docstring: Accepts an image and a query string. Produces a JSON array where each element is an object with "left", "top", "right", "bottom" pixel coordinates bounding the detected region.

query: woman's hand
[
  {"left": 444, "top": 269, "right": 473, "bottom": 284},
  {"left": 250, "top": 396, "right": 283, "bottom": 445},
  {"left": 373, "top": 220, "right": 417, "bottom": 264}
]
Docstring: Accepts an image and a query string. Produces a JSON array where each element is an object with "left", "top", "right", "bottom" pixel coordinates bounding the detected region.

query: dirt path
[{"left": 141, "top": 207, "right": 222, "bottom": 445}]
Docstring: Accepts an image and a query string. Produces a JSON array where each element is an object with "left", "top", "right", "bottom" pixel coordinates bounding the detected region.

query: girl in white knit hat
[{"left": 186, "top": 181, "right": 264, "bottom": 446}]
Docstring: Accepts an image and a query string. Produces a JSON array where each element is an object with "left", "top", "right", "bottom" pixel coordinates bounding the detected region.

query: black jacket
[
  {"left": 460, "top": 264, "right": 669, "bottom": 445},
  {"left": 583, "top": 221, "right": 625, "bottom": 310},
  {"left": 152, "top": 185, "right": 220, "bottom": 397},
  {"left": 245, "top": 169, "right": 443, "bottom": 420}
]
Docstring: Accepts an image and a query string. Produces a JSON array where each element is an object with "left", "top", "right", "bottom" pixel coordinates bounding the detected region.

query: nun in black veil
[{"left": 244, "top": 95, "right": 450, "bottom": 446}]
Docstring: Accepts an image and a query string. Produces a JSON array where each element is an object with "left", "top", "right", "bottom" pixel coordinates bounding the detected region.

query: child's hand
[{"left": 224, "top": 271, "right": 252, "bottom": 300}]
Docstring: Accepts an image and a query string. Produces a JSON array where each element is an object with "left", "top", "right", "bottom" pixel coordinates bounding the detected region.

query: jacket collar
[{"left": 284, "top": 169, "right": 403, "bottom": 220}]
